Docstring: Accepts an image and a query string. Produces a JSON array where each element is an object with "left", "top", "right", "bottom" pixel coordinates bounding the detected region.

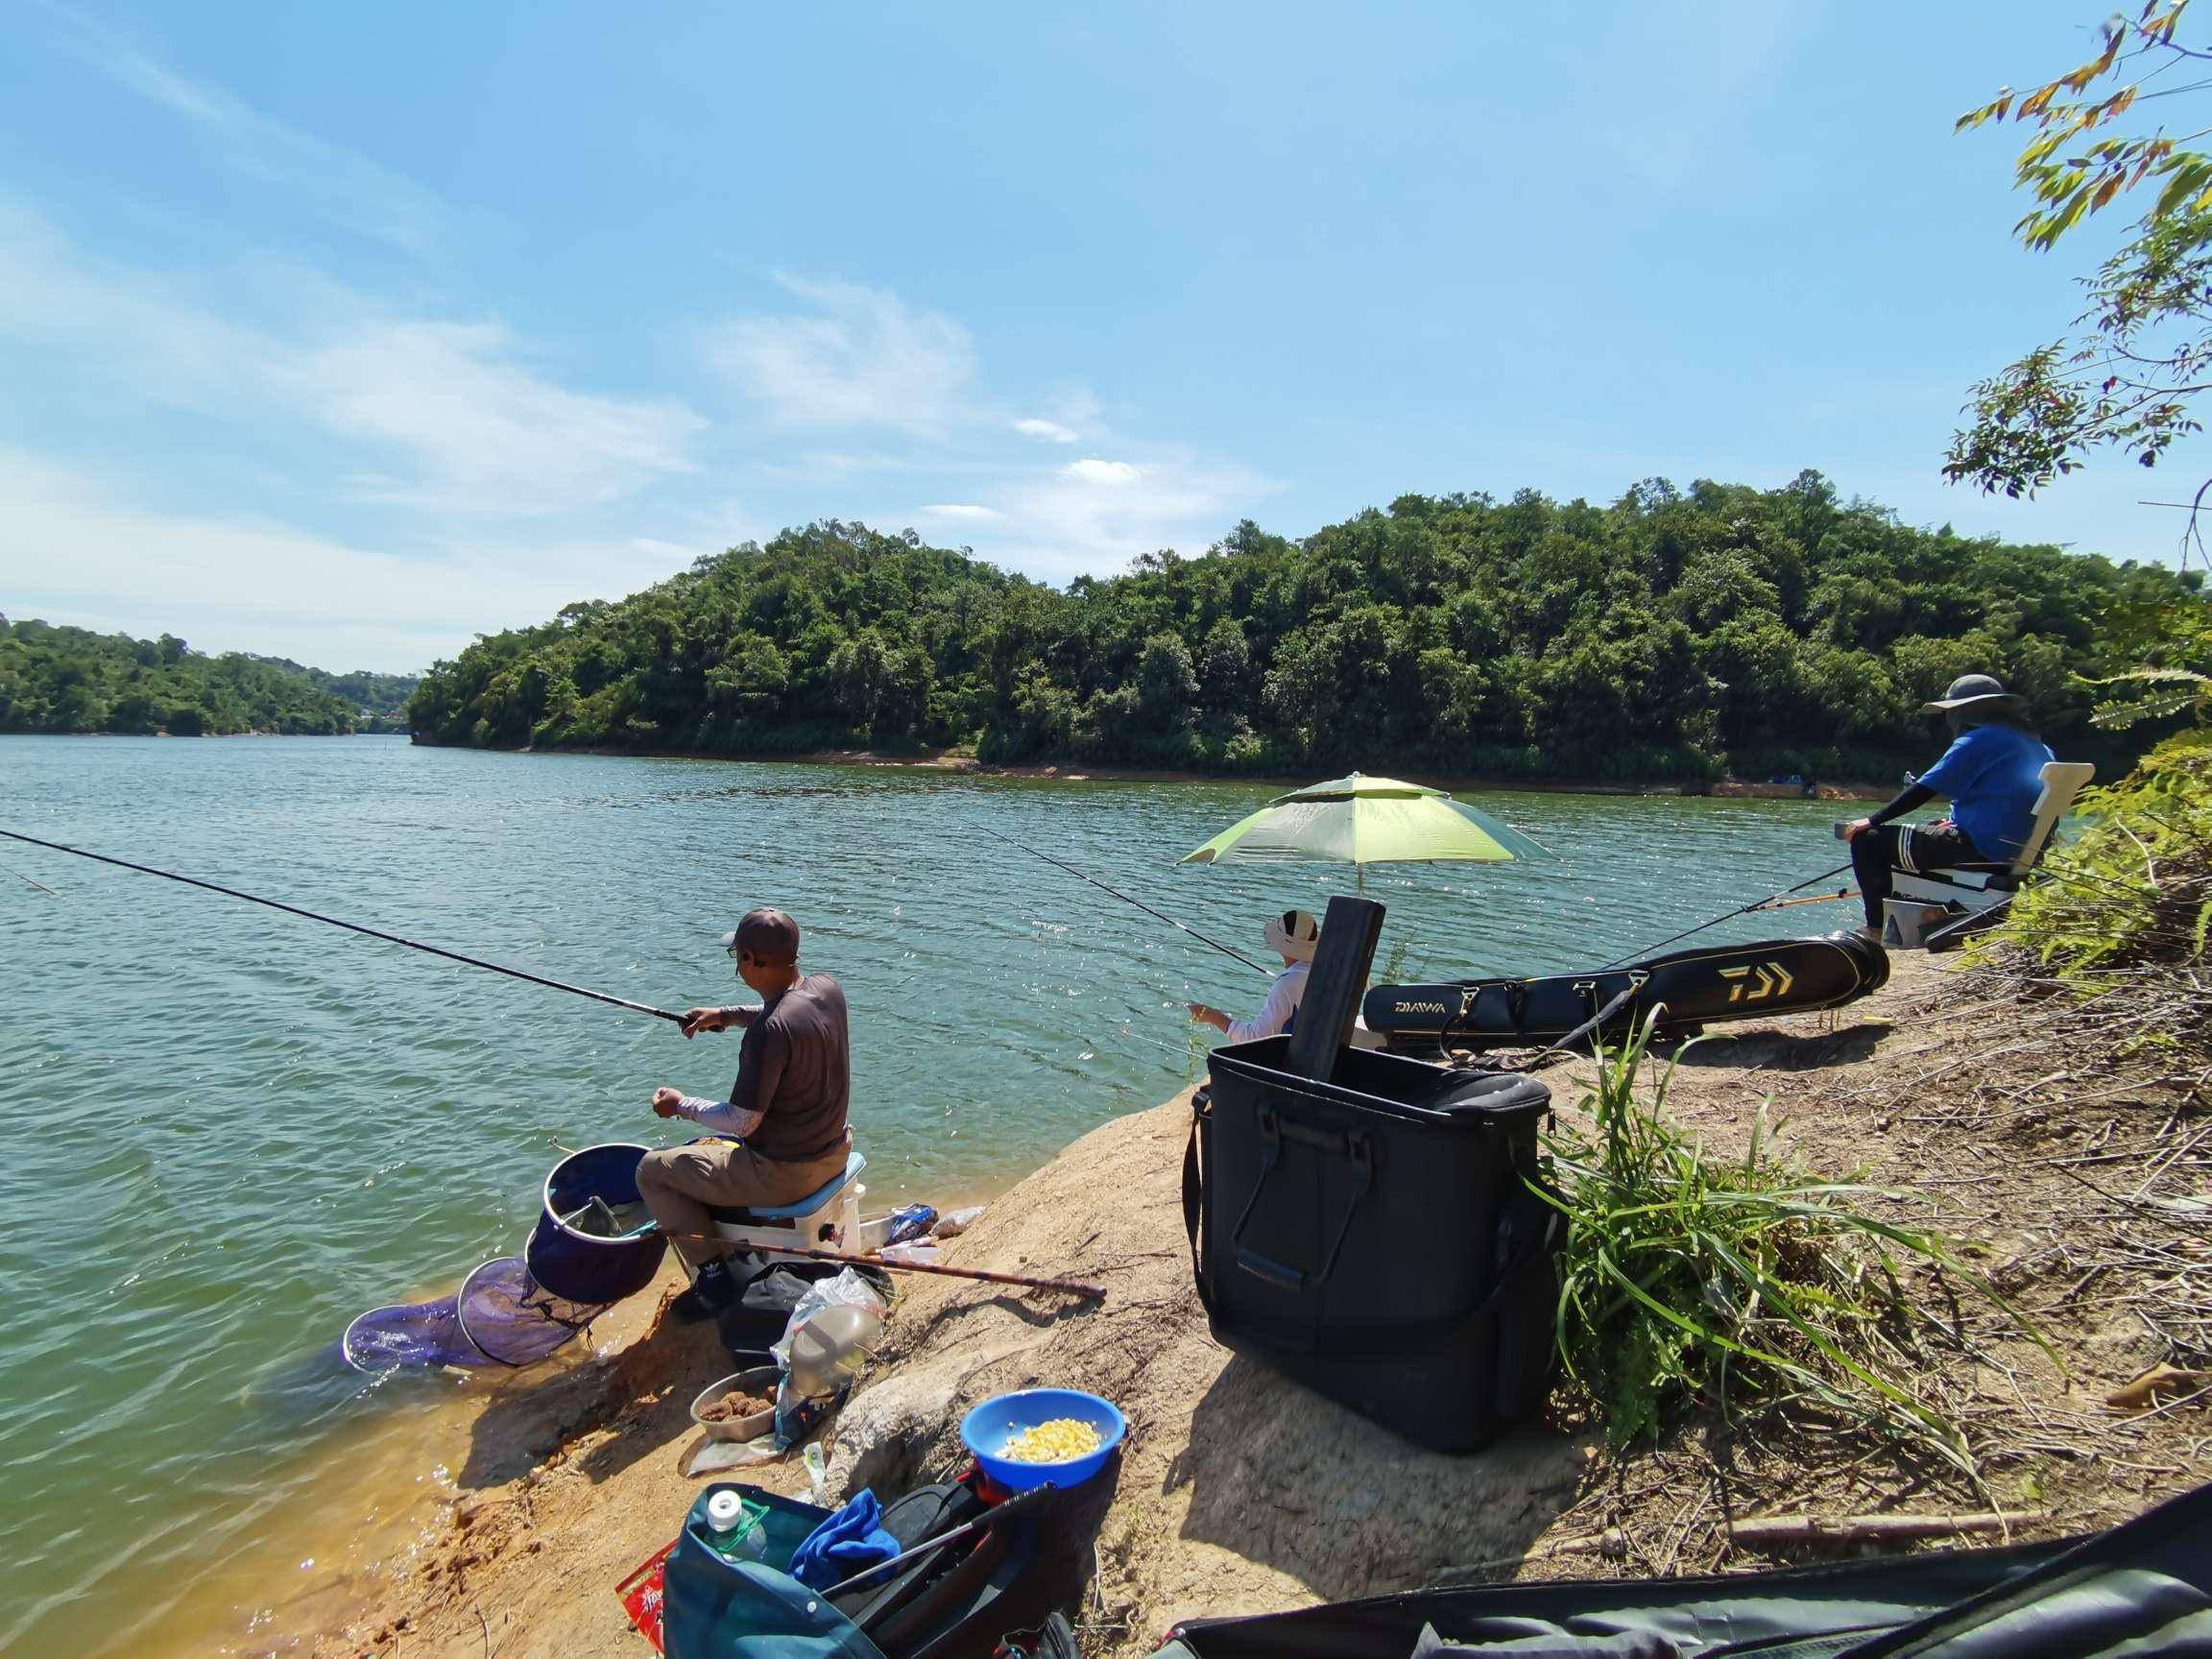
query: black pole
[
  {"left": 1597, "top": 860, "right": 1855, "bottom": 970},
  {"left": 977, "top": 826, "right": 1272, "bottom": 974},
  {"left": 0, "top": 827, "right": 685, "bottom": 1023}
]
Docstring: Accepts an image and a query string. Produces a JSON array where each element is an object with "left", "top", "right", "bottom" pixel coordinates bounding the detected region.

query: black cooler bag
[{"left": 1184, "top": 1039, "right": 1559, "bottom": 1454}]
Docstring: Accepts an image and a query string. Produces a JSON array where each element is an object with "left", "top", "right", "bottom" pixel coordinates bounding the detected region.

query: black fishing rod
[
  {"left": 1597, "top": 860, "right": 1855, "bottom": 970},
  {"left": 977, "top": 825, "right": 1271, "bottom": 974},
  {"left": 0, "top": 828, "right": 685, "bottom": 1023}
]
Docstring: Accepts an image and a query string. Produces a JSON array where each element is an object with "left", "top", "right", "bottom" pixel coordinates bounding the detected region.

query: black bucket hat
[{"left": 1923, "top": 673, "right": 2027, "bottom": 717}]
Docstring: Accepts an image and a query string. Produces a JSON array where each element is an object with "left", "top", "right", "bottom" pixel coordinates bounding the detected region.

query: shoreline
[
  {"left": 220, "top": 951, "right": 2206, "bottom": 1656},
  {"left": 408, "top": 736, "right": 1896, "bottom": 802},
  {"left": 131, "top": 1166, "right": 1026, "bottom": 1659}
]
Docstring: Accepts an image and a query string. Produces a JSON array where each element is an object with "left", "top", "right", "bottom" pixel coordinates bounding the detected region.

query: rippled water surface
[{"left": 0, "top": 737, "right": 1845, "bottom": 1653}]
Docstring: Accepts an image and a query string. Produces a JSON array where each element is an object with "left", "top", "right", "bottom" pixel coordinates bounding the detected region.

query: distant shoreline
[
  {"left": 405, "top": 733, "right": 1894, "bottom": 801},
  {"left": 0, "top": 728, "right": 407, "bottom": 738}
]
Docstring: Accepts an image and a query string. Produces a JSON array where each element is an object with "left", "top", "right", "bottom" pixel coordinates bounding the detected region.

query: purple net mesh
[
  {"left": 343, "top": 1293, "right": 483, "bottom": 1372},
  {"left": 457, "top": 1258, "right": 608, "bottom": 1368},
  {"left": 342, "top": 1258, "right": 609, "bottom": 1373}
]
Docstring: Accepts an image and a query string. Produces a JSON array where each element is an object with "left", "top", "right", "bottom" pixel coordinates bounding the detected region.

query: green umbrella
[{"left": 1180, "top": 772, "right": 1551, "bottom": 891}]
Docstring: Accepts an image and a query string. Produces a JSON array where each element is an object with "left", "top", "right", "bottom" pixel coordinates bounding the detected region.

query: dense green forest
[
  {"left": 404, "top": 472, "right": 2204, "bottom": 781},
  {"left": 239, "top": 656, "right": 419, "bottom": 732},
  {"left": 0, "top": 617, "right": 417, "bottom": 736}
]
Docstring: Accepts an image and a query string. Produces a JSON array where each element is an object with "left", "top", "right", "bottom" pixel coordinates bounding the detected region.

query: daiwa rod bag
[
  {"left": 1184, "top": 897, "right": 1561, "bottom": 1454},
  {"left": 1365, "top": 931, "right": 1890, "bottom": 1051}
]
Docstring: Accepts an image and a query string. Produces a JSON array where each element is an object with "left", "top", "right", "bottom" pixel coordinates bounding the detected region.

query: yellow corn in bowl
[{"left": 1000, "top": 1417, "right": 1104, "bottom": 1463}]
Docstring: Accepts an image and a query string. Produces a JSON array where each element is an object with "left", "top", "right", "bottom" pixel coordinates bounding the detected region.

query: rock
[{"left": 830, "top": 1369, "right": 960, "bottom": 1503}]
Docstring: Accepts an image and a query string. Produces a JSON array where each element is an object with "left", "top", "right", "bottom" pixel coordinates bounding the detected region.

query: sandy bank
[{"left": 276, "top": 950, "right": 2203, "bottom": 1657}]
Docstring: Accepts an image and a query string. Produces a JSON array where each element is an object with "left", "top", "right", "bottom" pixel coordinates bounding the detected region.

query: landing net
[{"left": 343, "top": 1257, "right": 608, "bottom": 1373}]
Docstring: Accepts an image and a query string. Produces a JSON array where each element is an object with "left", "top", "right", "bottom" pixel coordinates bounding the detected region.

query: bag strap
[{"left": 1182, "top": 1092, "right": 1213, "bottom": 1316}]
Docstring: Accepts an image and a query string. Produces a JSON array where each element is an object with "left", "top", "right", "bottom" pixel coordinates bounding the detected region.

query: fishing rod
[
  {"left": 1597, "top": 860, "right": 1855, "bottom": 970},
  {"left": 0, "top": 828, "right": 685, "bottom": 1024},
  {"left": 977, "top": 825, "right": 1271, "bottom": 974},
  {"left": 3, "top": 862, "right": 59, "bottom": 896},
  {"left": 1754, "top": 886, "right": 1858, "bottom": 911},
  {"left": 661, "top": 1230, "right": 1107, "bottom": 1300}
]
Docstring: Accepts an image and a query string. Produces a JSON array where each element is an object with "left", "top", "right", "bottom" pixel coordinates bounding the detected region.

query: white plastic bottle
[{"left": 705, "top": 1490, "right": 765, "bottom": 1561}]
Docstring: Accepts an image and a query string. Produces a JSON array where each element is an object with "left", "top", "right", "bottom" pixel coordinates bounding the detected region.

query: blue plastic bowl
[{"left": 959, "top": 1388, "right": 1125, "bottom": 1492}]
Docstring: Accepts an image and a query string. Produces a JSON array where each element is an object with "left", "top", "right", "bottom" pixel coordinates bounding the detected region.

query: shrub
[{"left": 1997, "top": 729, "right": 2212, "bottom": 984}]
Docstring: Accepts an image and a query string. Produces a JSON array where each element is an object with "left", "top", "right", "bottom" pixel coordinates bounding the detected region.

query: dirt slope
[{"left": 288, "top": 950, "right": 2205, "bottom": 1658}]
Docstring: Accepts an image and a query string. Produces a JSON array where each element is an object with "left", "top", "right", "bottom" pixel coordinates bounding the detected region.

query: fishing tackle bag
[
  {"left": 1183, "top": 1040, "right": 1559, "bottom": 1454},
  {"left": 1363, "top": 931, "right": 1891, "bottom": 1051}
]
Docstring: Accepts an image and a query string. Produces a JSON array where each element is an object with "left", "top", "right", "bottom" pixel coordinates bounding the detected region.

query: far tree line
[
  {"left": 0, "top": 616, "right": 418, "bottom": 736},
  {"left": 401, "top": 472, "right": 2202, "bottom": 783}
]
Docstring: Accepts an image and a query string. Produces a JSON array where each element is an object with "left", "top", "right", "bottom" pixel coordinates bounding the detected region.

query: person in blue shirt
[{"left": 1843, "top": 674, "right": 2056, "bottom": 936}]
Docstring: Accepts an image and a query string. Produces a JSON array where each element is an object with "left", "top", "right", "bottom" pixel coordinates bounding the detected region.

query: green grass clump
[{"left": 1539, "top": 1014, "right": 2023, "bottom": 1473}]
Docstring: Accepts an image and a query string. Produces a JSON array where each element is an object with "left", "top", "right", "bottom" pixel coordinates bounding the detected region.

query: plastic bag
[
  {"left": 771, "top": 1269, "right": 887, "bottom": 1370},
  {"left": 682, "top": 1435, "right": 781, "bottom": 1478},
  {"left": 880, "top": 1239, "right": 944, "bottom": 1266},
  {"left": 883, "top": 1203, "right": 937, "bottom": 1246},
  {"left": 771, "top": 1270, "right": 888, "bottom": 1446},
  {"left": 931, "top": 1205, "right": 985, "bottom": 1238}
]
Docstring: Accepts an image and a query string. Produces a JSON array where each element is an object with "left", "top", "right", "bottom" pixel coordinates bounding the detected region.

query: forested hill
[
  {"left": 240, "top": 656, "right": 420, "bottom": 731},
  {"left": 404, "top": 472, "right": 2203, "bottom": 781},
  {"left": 0, "top": 618, "right": 417, "bottom": 736}
]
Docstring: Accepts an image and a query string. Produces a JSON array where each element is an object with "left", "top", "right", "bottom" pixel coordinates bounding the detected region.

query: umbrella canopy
[{"left": 1180, "top": 773, "right": 1551, "bottom": 877}]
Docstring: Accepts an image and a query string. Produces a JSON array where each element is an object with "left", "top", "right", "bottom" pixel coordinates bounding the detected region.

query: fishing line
[
  {"left": 1598, "top": 860, "right": 1855, "bottom": 969},
  {"left": 0, "top": 827, "right": 685, "bottom": 1023},
  {"left": 977, "top": 825, "right": 1271, "bottom": 974},
  {"left": 3, "top": 862, "right": 60, "bottom": 896}
]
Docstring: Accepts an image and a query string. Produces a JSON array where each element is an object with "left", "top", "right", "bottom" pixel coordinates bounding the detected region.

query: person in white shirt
[{"left": 1188, "top": 909, "right": 1320, "bottom": 1042}]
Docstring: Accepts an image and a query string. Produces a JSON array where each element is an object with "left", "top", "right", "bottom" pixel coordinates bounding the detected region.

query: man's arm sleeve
[
  {"left": 676, "top": 1095, "right": 766, "bottom": 1137},
  {"left": 1224, "top": 975, "right": 1296, "bottom": 1045},
  {"left": 1867, "top": 781, "right": 1937, "bottom": 827}
]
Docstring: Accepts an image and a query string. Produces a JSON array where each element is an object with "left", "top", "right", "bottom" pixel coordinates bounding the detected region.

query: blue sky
[{"left": 0, "top": 1, "right": 2190, "bottom": 671}]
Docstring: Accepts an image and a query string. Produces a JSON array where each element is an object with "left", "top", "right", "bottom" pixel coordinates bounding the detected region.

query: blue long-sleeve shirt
[{"left": 1916, "top": 725, "right": 2054, "bottom": 864}]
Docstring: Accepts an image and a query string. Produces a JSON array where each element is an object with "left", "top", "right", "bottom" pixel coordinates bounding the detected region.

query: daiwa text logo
[{"left": 1719, "top": 961, "right": 1794, "bottom": 1002}]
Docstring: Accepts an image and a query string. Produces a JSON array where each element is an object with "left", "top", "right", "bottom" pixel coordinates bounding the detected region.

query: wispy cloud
[
  {"left": 916, "top": 503, "right": 1003, "bottom": 521},
  {"left": 43, "top": 6, "right": 453, "bottom": 255},
  {"left": 1013, "top": 417, "right": 1079, "bottom": 443},
  {"left": 292, "top": 322, "right": 701, "bottom": 512},
  {"left": 704, "top": 277, "right": 976, "bottom": 434},
  {"left": 0, "top": 205, "right": 700, "bottom": 514},
  {"left": 0, "top": 448, "right": 709, "bottom": 670}
]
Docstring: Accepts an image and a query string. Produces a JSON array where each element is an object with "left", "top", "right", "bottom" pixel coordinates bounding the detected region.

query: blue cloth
[
  {"left": 1916, "top": 724, "right": 2055, "bottom": 865},
  {"left": 788, "top": 1488, "right": 901, "bottom": 1591}
]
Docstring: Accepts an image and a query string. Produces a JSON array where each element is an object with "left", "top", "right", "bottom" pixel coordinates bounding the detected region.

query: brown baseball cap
[{"left": 718, "top": 907, "right": 800, "bottom": 964}]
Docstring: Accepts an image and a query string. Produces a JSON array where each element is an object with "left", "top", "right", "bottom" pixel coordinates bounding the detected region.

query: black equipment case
[
  {"left": 1183, "top": 897, "right": 1561, "bottom": 1454},
  {"left": 1362, "top": 930, "right": 1889, "bottom": 1051}
]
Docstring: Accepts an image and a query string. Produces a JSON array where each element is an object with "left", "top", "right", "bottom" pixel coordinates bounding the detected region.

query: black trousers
[{"left": 1851, "top": 821, "right": 1982, "bottom": 928}]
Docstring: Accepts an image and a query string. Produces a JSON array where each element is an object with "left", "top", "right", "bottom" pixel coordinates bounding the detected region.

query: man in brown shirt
[{"left": 637, "top": 907, "right": 854, "bottom": 1321}]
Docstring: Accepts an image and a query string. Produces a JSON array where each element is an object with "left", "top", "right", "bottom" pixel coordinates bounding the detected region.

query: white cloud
[
  {"left": 706, "top": 277, "right": 975, "bottom": 434},
  {"left": 1061, "top": 457, "right": 1142, "bottom": 486},
  {"left": 1013, "top": 417, "right": 1080, "bottom": 443},
  {"left": 0, "top": 205, "right": 700, "bottom": 514},
  {"left": 290, "top": 322, "right": 701, "bottom": 512},
  {"left": 916, "top": 503, "right": 1003, "bottom": 521},
  {"left": 946, "top": 452, "right": 1277, "bottom": 581},
  {"left": 0, "top": 449, "right": 704, "bottom": 670},
  {"left": 46, "top": 8, "right": 453, "bottom": 255}
]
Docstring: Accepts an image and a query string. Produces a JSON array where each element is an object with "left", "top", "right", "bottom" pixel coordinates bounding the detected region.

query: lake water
[{"left": 0, "top": 737, "right": 1845, "bottom": 1654}]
